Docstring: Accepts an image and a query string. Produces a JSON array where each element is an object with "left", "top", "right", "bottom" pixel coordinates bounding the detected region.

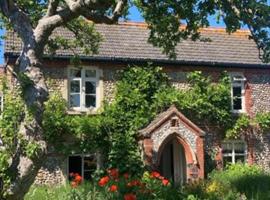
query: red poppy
[
  {"left": 98, "top": 176, "right": 110, "bottom": 187},
  {"left": 150, "top": 171, "right": 161, "bottom": 178},
  {"left": 109, "top": 184, "right": 118, "bottom": 192},
  {"left": 74, "top": 175, "right": 82, "bottom": 183},
  {"left": 131, "top": 180, "right": 141, "bottom": 186},
  {"left": 124, "top": 193, "right": 137, "bottom": 200},
  {"left": 162, "top": 179, "right": 169, "bottom": 186},
  {"left": 107, "top": 168, "right": 119, "bottom": 179}
]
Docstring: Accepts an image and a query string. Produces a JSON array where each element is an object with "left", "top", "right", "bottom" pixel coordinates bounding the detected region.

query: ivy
[
  {"left": 226, "top": 113, "right": 270, "bottom": 139},
  {"left": 0, "top": 83, "right": 24, "bottom": 196}
]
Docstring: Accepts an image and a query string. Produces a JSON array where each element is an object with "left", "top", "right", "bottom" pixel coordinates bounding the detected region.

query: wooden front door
[{"left": 159, "top": 139, "right": 187, "bottom": 185}]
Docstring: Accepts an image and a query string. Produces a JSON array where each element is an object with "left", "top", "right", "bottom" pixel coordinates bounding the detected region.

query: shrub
[
  {"left": 184, "top": 163, "right": 270, "bottom": 200},
  {"left": 209, "top": 163, "right": 270, "bottom": 200}
]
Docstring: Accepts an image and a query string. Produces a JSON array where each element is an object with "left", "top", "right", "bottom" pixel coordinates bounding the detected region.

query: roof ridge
[{"left": 117, "top": 21, "right": 250, "bottom": 36}]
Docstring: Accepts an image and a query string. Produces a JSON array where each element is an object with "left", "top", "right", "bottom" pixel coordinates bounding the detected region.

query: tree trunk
[{"left": 5, "top": 47, "right": 49, "bottom": 200}]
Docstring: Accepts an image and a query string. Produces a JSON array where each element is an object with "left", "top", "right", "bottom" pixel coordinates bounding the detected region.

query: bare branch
[
  {"left": 83, "top": 0, "right": 128, "bottom": 24},
  {"left": 34, "top": 0, "right": 127, "bottom": 51},
  {"left": 45, "top": 0, "right": 60, "bottom": 17},
  {"left": 111, "top": 0, "right": 127, "bottom": 21}
]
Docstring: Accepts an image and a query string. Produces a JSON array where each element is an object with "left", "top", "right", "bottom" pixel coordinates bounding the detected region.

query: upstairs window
[
  {"left": 222, "top": 140, "right": 247, "bottom": 166},
  {"left": 231, "top": 73, "right": 246, "bottom": 113},
  {"left": 69, "top": 67, "right": 100, "bottom": 110}
]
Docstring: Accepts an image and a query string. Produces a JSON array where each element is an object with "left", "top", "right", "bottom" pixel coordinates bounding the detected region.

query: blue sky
[{"left": 0, "top": 6, "right": 227, "bottom": 65}]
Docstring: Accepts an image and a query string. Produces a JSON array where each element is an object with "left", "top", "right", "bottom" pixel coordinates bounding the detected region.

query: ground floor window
[
  {"left": 68, "top": 155, "right": 96, "bottom": 181},
  {"left": 222, "top": 140, "right": 247, "bottom": 166}
]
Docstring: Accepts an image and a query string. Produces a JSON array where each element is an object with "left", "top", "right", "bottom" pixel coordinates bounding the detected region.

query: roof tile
[{"left": 4, "top": 23, "right": 269, "bottom": 66}]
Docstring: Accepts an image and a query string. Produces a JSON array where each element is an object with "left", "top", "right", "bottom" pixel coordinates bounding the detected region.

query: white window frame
[
  {"left": 68, "top": 67, "right": 101, "bottom": 111},
  {"left": 222, "top": 140, "right": 247, "bottom": 165},
  {"left": 230, "top": 72, "right": 246, "bottom": 113},
  {"left": 67, "top": 154, "right": 96, "bottom": 181}
]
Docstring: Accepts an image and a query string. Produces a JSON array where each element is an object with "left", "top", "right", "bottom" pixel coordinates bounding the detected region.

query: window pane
[
  {"left": 70, "top": 81, "right": 80, "bottom": 93},
  {"left": 233, "top": 86, "right": 241, "bottom": 97},
  {"left": 68, "top": 156, "right": 82, "bottom": 180},
  {"left": 70, "top": 94, "right": 80, "bottom": 107},
  {"left": 70, "top": 69, "right": 81, "bottom": 78},
  {"left": 85, "top": 95, "right": 96, "bottom": 108},
  {"left": 222, "top": 143, "right": 232, "bottom": 154},
  {"left": 235, "top": 155, "right": 245, "bottom": 163},
  {"left": 85, "top": 69, "right": 96, "bottom": 78},
  {"left": 85, "top": 82, "right": 96, "bottom": 94},
  {"left": 234, "top": 142, "right": 245, "bottom": 153},
  {"left": 233, "top": 98, "right": 242, "bottom": 110}
]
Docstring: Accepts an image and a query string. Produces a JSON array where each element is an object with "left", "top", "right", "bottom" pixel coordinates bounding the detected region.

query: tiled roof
[{"left": 4, "top": 22, "right": 270, "bottom": 67}]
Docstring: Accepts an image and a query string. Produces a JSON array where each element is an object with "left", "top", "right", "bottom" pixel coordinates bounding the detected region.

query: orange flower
[
  {"left": 98, "top": 176, "right": 110, "bottom": 187},
  {"left": 108, "top": 168, "right": 119, "bottom": 179},
  {"left": 123, "top": 173, "right": 129, "bottom": 179},
  {"left": 74, "top": 175, "right": 82, "bottom": 183},
  {"left": 162, "top": 179, "right": 169, "bottom": 186},
  {"left": 150, "top": 171, "right": 161, "bottom": 178},
  {"left": 109, "top": 184, "right": 118, "bottom": 192},
  {"left": 124, "top": 193, "right": 137, "bottom": 200},
  {"left": 71, "top": 181, "right": 78, "bottom": 188}
]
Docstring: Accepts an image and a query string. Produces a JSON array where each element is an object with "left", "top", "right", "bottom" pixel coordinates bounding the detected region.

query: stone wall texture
[
  {"left": 34, "top": 156, "right": 66, "bottom": 185},
  {"left": 27, "top": 64, "right": 270, "bottom": 185},
  {"left": 247, "top": 72, "right": 270, "bottom": 113}
]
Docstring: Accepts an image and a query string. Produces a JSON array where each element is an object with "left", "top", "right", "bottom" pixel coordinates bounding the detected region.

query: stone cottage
[{"left": 3, "top": 22, "right": 270, "bottom": 185}]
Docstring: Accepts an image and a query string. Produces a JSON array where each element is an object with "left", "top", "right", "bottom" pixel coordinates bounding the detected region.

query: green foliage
[
  {"left": 101, "top": 64, "right": 171, "bottom": 173},
  {"left": 25, "top": 183, "right": 107, "bottom": 200},
  {"left": 43, "top": 92, "right": 68, "bottom": 142},
  {"left": 208, "top": 164, "right": 270, "bottom": 200},
  {"left": 254, "top": 112, "right": 270, "bottom": 131},
  {"left": 0, "top": 86, "right": 24, "bottom": 196},
  {"left": 42, "top": 92, "right": 107, "bottom": 155},
  {"left": 180, "top": 71, "right": 231, "bottom": 127},
  {"left": 226, "top": 114, "right": 251, "bottom": 139},
  {"left": 226, "top": 112, "right": 270, "bottom": 139},
  {"left": 184, "top": 163, "right": 270, "bottom": 200}
]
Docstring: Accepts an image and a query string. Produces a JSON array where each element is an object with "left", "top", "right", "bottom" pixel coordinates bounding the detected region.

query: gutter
[{"left": 4, "top": 53, "right": 270, "bottom": 69}]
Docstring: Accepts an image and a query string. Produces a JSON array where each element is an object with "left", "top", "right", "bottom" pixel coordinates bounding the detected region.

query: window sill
[
  {"left": 231, "top": 110, "right": 246, "bottom": 115},
  {"left": 67, "top": 108, "right": 100, "bottom": 115}
]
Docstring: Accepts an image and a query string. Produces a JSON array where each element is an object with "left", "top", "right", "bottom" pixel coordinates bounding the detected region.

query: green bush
[
  {"left": 184, "top": 163, "right": 270, "bottom": 200},
  {"left": 209, "top": 163, "right": 270, "bottom": 200},
  {"left": 25, "top": 183, "right": 107, "bottom": 200}
]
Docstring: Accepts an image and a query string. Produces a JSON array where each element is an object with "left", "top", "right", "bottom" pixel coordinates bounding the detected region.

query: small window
[
  {"left": 68, "top": 155, "right": 96, "bottom": 181},
  {"left": 230, "top": 74, "right": 246, "bottom": 113},
  {"left": 68, "top": 67, "right": 100, "bottom": 110},
  {"left": 222, "top": 140, "right": 247, "bottom": 166}
]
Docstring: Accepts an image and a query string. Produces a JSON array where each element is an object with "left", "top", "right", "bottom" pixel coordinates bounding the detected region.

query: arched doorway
[{"left": 159, "top": 138, "right": 187, "bottom": 185}]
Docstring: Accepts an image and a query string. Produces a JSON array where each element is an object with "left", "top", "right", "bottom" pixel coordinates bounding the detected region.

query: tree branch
[
  {"left": 0, "top": 0, "right": 34, "bottom": 44},
  {"left": 83, "top": 0, "right": 127, "bottom": 24},
  {"left": 45, "top": 0, "right": 60, "bottom": 17},
  {"left": 34, "top": 0, "right": 128, "bottom": 52}
]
